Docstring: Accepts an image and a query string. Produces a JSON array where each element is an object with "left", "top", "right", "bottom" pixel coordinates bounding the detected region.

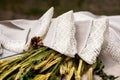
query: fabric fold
[
  {"left": 25, "top": 7, "right": 54, "bottom": 50},
  {"left": 78, "top": 18, "right": 108, "bottom": 64},
  {"left": 28, "top": 7, "right": 54, "bottom": 40},
  {"left": 0, "top": 7, "right": 54, "bottom": 54},
  {"left": 101, "top": 22, "right": 120, "bottom": 63},
  {"left": 75, "top": 20, "right": 92, "bottom": 56},
  {"left": 0, "top": 10, "right": 120, "bottom": 79},
  {"left": 43, "top": 11, "right": 77, "bottom": 57}
]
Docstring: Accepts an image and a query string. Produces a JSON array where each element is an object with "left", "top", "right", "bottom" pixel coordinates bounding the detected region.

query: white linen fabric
[
  {"left": 43, "top": 11, "right": 77, "bottom": 57},
  {"left": 74, "top": 12, "right": 120, "bottom": 79},
  {"left": 0, "top": 7, "right": 54, "bottom": 55},
  {"left": 77, "top": 18, "right": 108, "bottom": 64},
  {"left": 101, "top": 17, "right": 120, "bottom": 64},
  {"left": 0, "top": 10, "right": 120, "bottom": 79},
  {"left": 74, "top": 12, "right": 120, "bottom": 64},
  {"left": 75, "top": 20, "right": 92, "bottom": 57}
]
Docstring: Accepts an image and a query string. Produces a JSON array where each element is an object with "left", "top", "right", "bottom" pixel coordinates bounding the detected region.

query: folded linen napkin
[
  {"left": 77, "top": 18, "right": 108, "bottom": 64},
  {"left": 43, "top": 11, "right": 77, "bottom": 57},
  {"left": 0, "top": 7, "right": 54, "bottom": 55},
  {"left": 74, "top": 12, "right": 120, "bottom": 64},
  {"left": 0, "top": 9, "right": 120, "bottom": 79},
  {"left": 0, "top": 9, "right": 120, "bottom": 65},
  {"left": 74, "top": 12, "right": 120, "bottom": 79}
]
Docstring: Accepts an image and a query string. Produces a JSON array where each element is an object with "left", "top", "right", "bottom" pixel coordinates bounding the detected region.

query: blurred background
[{"left": 0, "top": 0, "right": 120, "bottom": 20}]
